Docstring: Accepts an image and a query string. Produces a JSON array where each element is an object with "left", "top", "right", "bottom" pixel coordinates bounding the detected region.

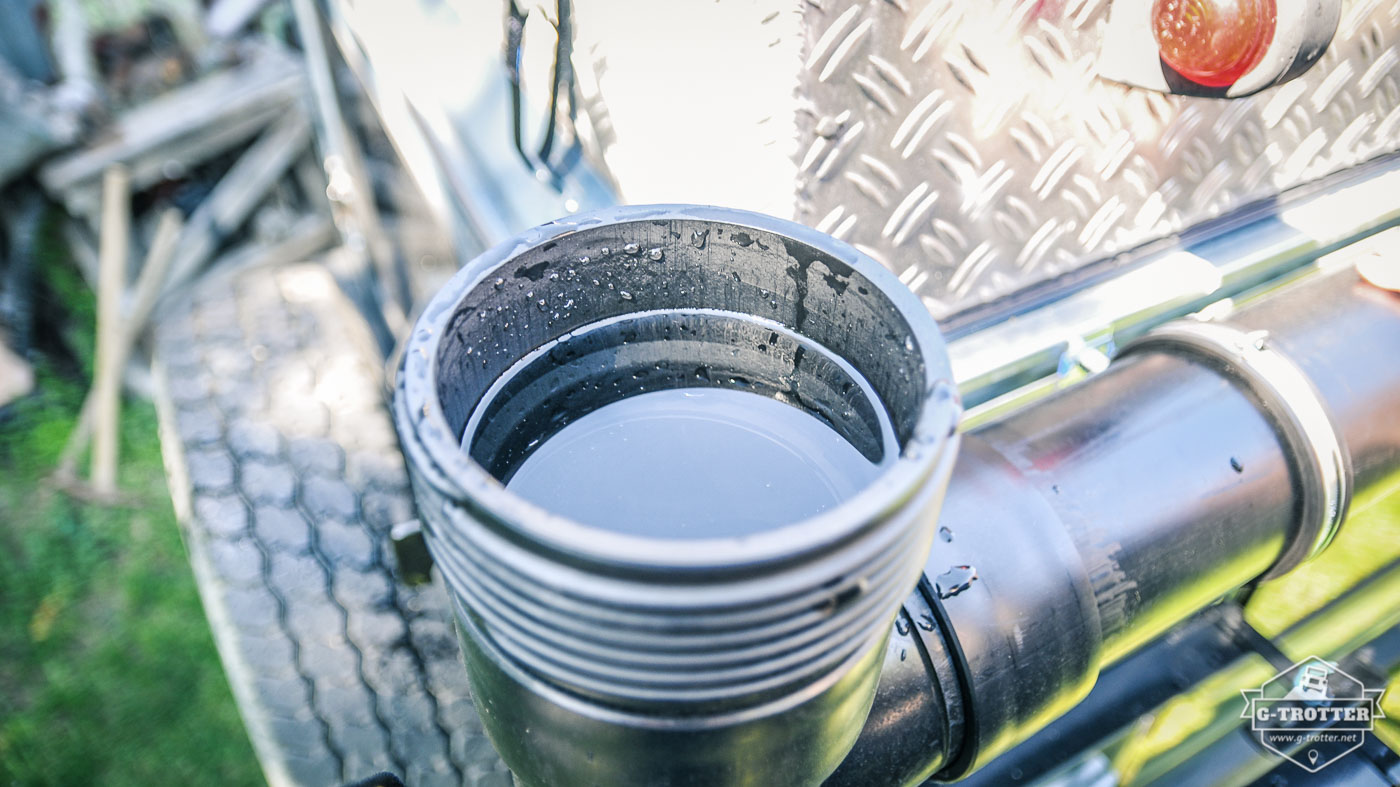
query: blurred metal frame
[{"left": 317, "top": 0, "right": 613, "bottom": 266}]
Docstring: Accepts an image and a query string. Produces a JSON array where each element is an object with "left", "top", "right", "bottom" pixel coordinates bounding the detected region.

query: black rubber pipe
[{"left": 829, "top": 267, "right": 1400, "bottom": 785}]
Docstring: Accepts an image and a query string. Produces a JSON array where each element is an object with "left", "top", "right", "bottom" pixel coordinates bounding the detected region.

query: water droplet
[
  {"left": 493, "top": 277, "right": 505, "bottom": 289},
  {"left": 647, "top": 247, "right": 664, "bottom": 261},
  {"left": 904, "top": 336, "right": 916, "bottom": 352},
  {"left": 939, "top": 526, "right": 953, "bottom": 542},
  {"left": 1231, "top": 456, "right": 1244, "bottom": 473},
  {"left": 916, "top": 614, "right": 936, "bottom": 632},
  {"left": 935, "top": 565, "right": 978, "bottom": 599},
  {"left": 899, "top": 648, "right": 907, "bottom": 661},
  {"left": 895, "top": 617, "right": 910, "bottom": 636},
  {"left": 620, "top": 291, "right": 634, "bottom": 300},
  {"left": 623, "top": 242, "right": 640, "bottom": 255}
]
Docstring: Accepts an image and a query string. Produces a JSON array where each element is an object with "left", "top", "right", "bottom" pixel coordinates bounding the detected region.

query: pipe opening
[{"left": 435, "top": 212, "right": 930, "bottom": 538}]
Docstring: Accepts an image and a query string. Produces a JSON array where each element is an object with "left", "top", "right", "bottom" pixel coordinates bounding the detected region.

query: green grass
[{"left": 0, "top": 232, "right": 261, "bottom": 786}]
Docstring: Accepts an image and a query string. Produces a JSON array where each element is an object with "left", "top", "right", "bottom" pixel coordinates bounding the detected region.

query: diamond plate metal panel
[{"left": 796, "top": 0, "right": 1400, "bottom": 320}]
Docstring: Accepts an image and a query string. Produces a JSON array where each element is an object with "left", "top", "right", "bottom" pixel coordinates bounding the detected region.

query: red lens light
[{"left": 1152, "top": 0, "right": 1277, "bottom": 87}]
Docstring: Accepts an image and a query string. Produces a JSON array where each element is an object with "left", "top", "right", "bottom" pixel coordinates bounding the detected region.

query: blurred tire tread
[{"left": 151, "top": 261, "right": 511, "bottom": 786}]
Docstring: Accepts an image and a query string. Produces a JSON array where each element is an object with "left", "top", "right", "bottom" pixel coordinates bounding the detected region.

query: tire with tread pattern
[{"left": 152, "top": 260, "right": 511, "bottom": 787}]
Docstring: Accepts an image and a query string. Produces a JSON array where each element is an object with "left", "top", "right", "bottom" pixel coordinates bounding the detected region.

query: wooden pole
[
  {"left": 58, "top": 207, "right": 184, "bottom": 479},
  {"left": 90, "top": 165, "right": 130, "bottom": 493}
]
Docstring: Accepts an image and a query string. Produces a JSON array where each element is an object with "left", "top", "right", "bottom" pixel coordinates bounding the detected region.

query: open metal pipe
[
  {"left": 830, "top": 265, "right": 1400, "bottom": 785},
  {"left": 396, "top": 207, "right": 961, "bottom": 787}
]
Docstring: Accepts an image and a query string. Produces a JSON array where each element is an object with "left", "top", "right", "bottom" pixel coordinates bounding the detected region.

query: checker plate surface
[{"left": 795, "top": 0, "right": 1400, "bottom": 319}]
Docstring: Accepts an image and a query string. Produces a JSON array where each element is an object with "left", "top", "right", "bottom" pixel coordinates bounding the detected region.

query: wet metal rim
[{"left": 398, "top": 204, "right": 959, "bottom": 576}]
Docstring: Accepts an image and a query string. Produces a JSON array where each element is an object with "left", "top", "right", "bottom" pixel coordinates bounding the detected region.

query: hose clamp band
[{"left": 1123, "top": 321, "right": 1351, "bottom": 578}]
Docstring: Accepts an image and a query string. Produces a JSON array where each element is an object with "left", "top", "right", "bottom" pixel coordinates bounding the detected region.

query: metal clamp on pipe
[{"left": 1119, "top": 321, "right": 1353, "bottom": 577}]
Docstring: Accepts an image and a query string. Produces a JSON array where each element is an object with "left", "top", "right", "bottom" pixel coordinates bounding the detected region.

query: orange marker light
[{"left": 1152, "top": 0, "right": 1277, "bottom": 87}]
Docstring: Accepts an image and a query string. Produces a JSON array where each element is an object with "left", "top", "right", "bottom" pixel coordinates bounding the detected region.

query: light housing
[
  {"left": 1099, "top": 0, "right": 1338, "bottom": 97},
  {"left": 1151, "top": 0, "right": 1277, "bottom": 87}
]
